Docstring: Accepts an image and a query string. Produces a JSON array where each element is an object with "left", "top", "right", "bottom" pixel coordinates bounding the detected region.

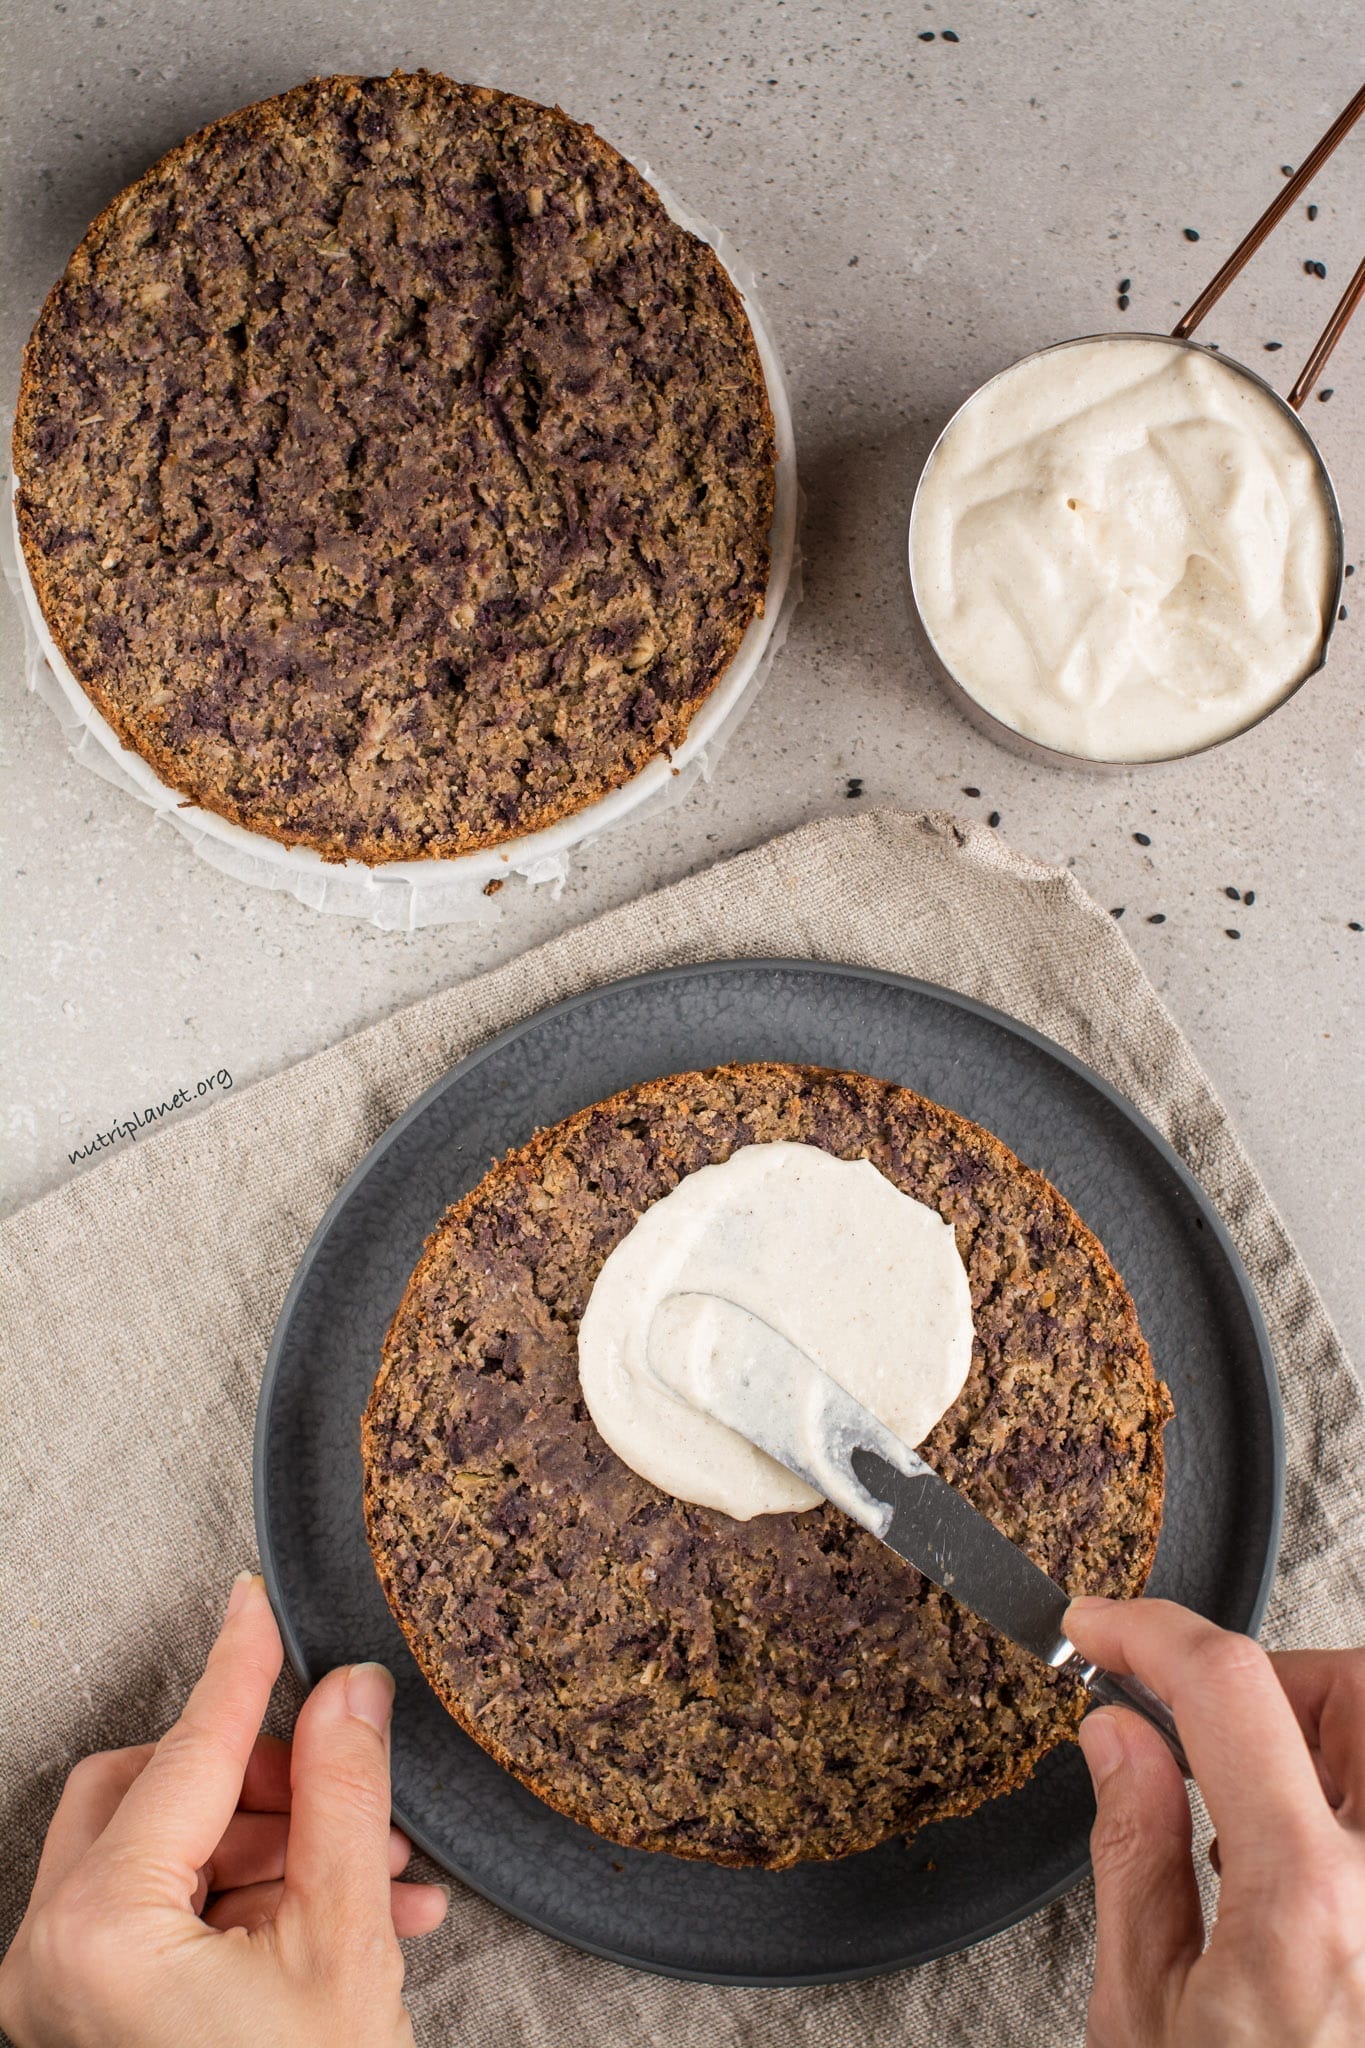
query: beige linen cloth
[{"left": 3, "top": 807, "right": 1363, "bottom": 2047}]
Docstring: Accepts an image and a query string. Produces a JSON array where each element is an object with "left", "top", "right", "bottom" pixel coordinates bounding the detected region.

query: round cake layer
[
  {"left": 14, "top": 72, "right": 776, "bottom": 862},
  {"left": 363, "top": 1063, "right": 1171, "bottom": 1868}
]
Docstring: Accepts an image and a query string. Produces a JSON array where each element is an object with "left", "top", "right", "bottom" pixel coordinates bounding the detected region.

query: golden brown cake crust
[
  {"left": 363, "top": 1062, "right": 1171, "bottom": 1869},
  {"left": 14, "top": 72, "right": 776, "bottom": 862}
]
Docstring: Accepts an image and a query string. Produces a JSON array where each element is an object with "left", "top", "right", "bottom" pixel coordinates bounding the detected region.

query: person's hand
[
  {"left": 1066, "top": 1597, "right": 1365, "bottom": 2048},
  {"left": 0, "top": 1573, "right": 447, "bottom": 2048}
]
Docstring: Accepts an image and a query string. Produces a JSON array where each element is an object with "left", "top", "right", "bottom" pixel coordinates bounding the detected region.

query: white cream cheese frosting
[
  {"left": 910, "top": 336, "right": 1336, "bottom": 761},
  {"left": 576, "top": 1142, "right": 974, "bottom": 1519}
]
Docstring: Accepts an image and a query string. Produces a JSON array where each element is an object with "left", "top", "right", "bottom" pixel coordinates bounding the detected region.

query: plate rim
[{"left": 253, "top": 955, "right": 1285, "bottom": 1985}]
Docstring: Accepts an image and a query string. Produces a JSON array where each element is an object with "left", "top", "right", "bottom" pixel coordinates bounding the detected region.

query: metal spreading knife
[{"left": 648, "top": 1292, "right": 1188, "bottom": 1774}]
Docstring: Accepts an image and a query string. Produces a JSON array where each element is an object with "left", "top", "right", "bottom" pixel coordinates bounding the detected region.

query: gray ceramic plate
[{"left": 254, "top": 960, "right": 1282, "bottom": 1986}]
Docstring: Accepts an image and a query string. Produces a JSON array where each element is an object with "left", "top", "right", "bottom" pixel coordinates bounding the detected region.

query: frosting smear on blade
[{"left": 577, "top": 1142, "right": 974, "bottom": 1518}]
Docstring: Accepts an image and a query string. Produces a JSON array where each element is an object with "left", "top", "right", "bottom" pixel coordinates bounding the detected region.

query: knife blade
[{"left": 647, "top": 1291, "right": 1188, "bottom": 1772}]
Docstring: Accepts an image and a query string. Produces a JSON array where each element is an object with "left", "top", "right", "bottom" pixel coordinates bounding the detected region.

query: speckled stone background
[{"left": 2, "top": 0, "right": 1361, "bottom": 1359}]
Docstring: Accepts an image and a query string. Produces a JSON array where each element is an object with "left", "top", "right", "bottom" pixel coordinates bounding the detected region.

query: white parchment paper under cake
[{"left": 3, "top": 167, "right": 799, "bottom": 930}]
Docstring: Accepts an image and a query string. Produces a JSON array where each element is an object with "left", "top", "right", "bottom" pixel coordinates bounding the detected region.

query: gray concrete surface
[{"left": 2, "top": 0, "right": 1361, "bottom": 1362}]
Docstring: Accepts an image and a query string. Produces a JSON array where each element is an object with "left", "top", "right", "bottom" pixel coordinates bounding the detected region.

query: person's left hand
[{"left": 0, "top": 1572, "right": 447, "bottom": 2048}]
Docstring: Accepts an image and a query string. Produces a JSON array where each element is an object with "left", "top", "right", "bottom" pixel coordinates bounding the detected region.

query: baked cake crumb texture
[
  {"left": 15, "top": 72, "right": 776, "bottom": 862},
  {"left": 363, "top": 1063, "right": 1171, "bottom": 1869}
]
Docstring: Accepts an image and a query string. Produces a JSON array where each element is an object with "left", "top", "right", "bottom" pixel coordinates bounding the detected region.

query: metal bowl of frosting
[{"left": 906, "top": 331, "right": 1346, "bottom": 772}]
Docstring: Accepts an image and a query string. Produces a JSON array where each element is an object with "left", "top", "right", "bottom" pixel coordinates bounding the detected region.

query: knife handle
[{"left": 1058, "top": 1651, "right": 1191, "bottom": 1778}]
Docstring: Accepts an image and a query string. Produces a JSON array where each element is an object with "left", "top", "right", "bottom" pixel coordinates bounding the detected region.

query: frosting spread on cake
[{"left": 578, "top": 1141, "right": 974, "bottom": 1518}]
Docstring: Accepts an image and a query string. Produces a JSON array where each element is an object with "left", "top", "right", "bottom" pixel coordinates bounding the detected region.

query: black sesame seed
[
  {"left": 1264, "top": 340, "right": 1283, "bottom": 351},
  {"left": 1319, "top": 387, "right": 1334, "bottom": 401},
  {"left": 1307, "top": 203, "right": 1318, "bottom": 220},
  {"left": 1281, "top": 164, "right": 1294, "bottom": 176},
  {"left": 1339, "top": 605, "right": 1348, "bottom": 622},
  {"left": 1119, "top": 278, "right": 1132, "bottom": 292},
  {"left": 1346, "top": 564, "right": 1355, "bottom": 577},
  {"left": 1148, "top": 913, "right": 1166, "bottom": 925},
  {"left": 988, "top": 810, "right": 1001, "bottom": 828},
  {"left": 963, "top": 785, "right": 981, "bottom": 797},
  {"left": 1305, "top": 260, "right": 1326, "bottom": 278},
  {"left": 1244, "top": 890, "right": 1255, "bottom": 906},
  {"left": 1133, "top": 831, "right": 1151, "bottom": 846},
  {"left": 845, "top": 776, "right": 864, "bottom": 798},
  {"left": 1225, "top": 928, "right": 1242, "bottom": 940},
  {"left": 1349, "top": 921, "right": 1363, "bottom": 933},
  {"left": 1184, "top": 228, "right": 1201, "bottom": 241},
  {"left": 1118, "top": 293, "right": 1131, "bottom": 310},
  {"left": 1110, "top": 907, "right": 1125, "bottom": 919},
  {"left": 1225, "top": 886, "right": 1241, "bottom": 901},
  {"left": 918, "top": 28, "right": 936, "bottom": 38},
  {"left": 942, "top": 27, "right": 960, "bottom": 40}
]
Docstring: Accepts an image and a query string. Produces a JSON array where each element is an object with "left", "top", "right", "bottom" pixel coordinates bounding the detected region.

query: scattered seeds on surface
[
  {"left": 1307, "top": 203, "right": 1319, "bottom": 220},
  {"left": 942, "top": 28, "right": 960, "bottom": 41},
  {"left": 1305, "top": 260, "right": 1327, "bottom": 278},
  {"left": 1346, "top": 564, "right": 1356, "bottom": 577},
  {"left": 1183, "top": 227, "right": 1201, "bottom": 241},
  {"left": 1147, "top": 913, "right": 1166, "bottom": 924},
  {"left": 1319, "top": 387, "right": 1334, "bottom": 401},
  {"left": 1225, "top": 886, "right": 1241, "bottom": 901},
  {"left": 1264, "top": 340, "right": 1283, "bottom": 351},
  {"left": 1349, "top": 921, "right": 1363, "bottom": 933},
  {"left": 1225, "top": 928, "right": 1242, "bottom": 940},
  {"left": 845, "top": 776, "right": 864, "bottom": 798},
  {"left": 1119, "top": 277, "right": 1131, "bottom": 292},
  {"left": 1110, "top": 906, "right": 1125, "bottom": 919},
  {"left": 1133, "top": 831, "right": 1151, "bottom": 846},
  {"left": 963, "top": 784, "right": 981, "bottom": 797},
  {"left": 1244, "top": 890, "right": 1256, "bottom": 906},
  {"left": 482, "top": 878, "right": 504, "bottom": 896},
  {"left": 1339, "top": 605, "right": 1348, "bottom": 622},
  {"left": 988, "top": 810, "right": 1001, "bottom": 828},
  {"left": 918, "top": 28, "right": 935, "bottom": 38},
  {"left": 1118, "top": 292, "right": 1130, "bottom": 310},
  {"left": 1281, "top": 164, "right": 1294, "bottom": 176}
]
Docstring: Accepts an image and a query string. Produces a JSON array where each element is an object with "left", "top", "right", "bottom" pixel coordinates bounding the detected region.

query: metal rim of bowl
[{"left": 905, "top": 331, "right": 1348, "bottom": 774}]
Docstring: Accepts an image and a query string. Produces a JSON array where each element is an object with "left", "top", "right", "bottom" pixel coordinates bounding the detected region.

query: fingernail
[
  {"left": 347, "top": 1662, "right": 395, "bottom": 1731},
  {"left": 226, "top": 1571, "right": 260, "bottom": 1620},
  {"left": 1079, "top": 1709, "right": 1125, "bottom": 1789}
]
